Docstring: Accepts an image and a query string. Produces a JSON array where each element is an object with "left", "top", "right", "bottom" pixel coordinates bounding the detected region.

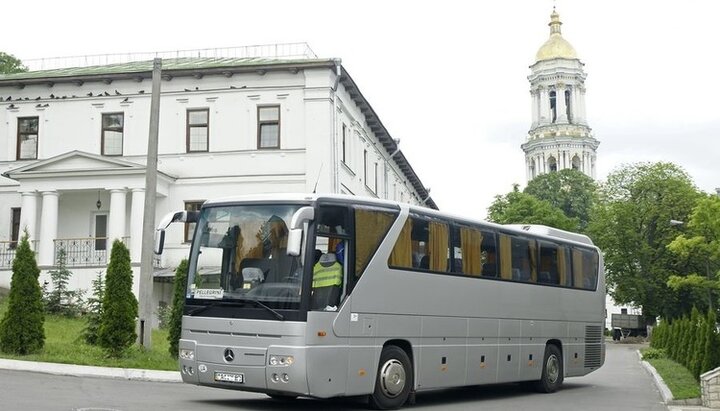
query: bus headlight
[
  {"left": 179, "top": 349, "right": 195, "bottom": 360},
  {"left": 269, "top": 355, "right": 294, "bottom": 366}
]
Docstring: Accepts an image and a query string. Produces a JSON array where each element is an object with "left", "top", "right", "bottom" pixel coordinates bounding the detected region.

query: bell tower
[{"left": 521, "top": 8, "right": 599, "bottom": 181}]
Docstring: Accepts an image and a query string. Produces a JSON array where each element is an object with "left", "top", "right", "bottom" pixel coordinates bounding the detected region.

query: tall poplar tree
[
  {"left": 98, "top": 240, "right": 138, "bottom": 357},
  {"left": 0, "top": 234, "right": 45, "bottom": 354}
]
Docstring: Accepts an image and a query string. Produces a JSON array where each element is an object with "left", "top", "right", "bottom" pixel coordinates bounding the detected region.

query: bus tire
[
  {"left": 369, "top": 345, "right": 413, "bottom": 410},
  {"left": 535, "top": 344, "right": 563, "bottom": 393}
]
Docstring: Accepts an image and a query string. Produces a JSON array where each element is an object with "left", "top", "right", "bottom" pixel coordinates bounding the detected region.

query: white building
[
  {"left": 0, "top": 44, "right": 436, "bottom": 317},
  {"left": 521, "top": 9, "right": 600, "bottom": 182}
]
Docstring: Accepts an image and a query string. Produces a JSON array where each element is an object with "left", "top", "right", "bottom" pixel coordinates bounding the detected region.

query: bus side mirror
[
  {"left": 154, "top": 209, "right": 200, "bottom": 255},
  {"left": 287, "top": 206, "right": 314, "bottom": 257},
  {"left": 154, "top": 230, "right": 166, "bottom": 255}
]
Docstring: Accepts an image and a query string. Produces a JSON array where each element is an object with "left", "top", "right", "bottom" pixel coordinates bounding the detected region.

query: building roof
[
  {"left": 535, "top": 10, "right": 578, "bottom": 61},
  {"left": 0, "top": 53, "right": 437, "bottom": 209}
]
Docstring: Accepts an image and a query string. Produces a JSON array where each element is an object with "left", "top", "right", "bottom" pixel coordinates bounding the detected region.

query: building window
[
  {"left": 257, "top": 105, "right": 280, "bottom": 149},
  {"left": 184, "top": 201, "right": 204, "bottom": 243},
  {"left": 374, "top": 162, "right": 378, "bottom": 193},
  {"left": 10, "top": 208, "right": 21, "bottom": 249},
  {"left": 341, "top": 123, "right": 347, "bottom": 164},
  {"left": 101, "top": 113, "right": 124, "bottom": 156},
  {"left": 17, "top": 117, "right": 39, "bottom": 160},
  {"left": 363, "top": 150, "right": 368, "bottom": 186},
  {"left": 187, "top": 109, "right": 209, "bottom": 152}
]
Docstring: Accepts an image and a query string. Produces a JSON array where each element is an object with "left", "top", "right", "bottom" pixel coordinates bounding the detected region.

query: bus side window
[
  {"left": 354, "top": 207, "right": 396, "bottom": 279},
  {"left": 453, "top": 225, "right": 484, "bottom": 276},
  {"left": 572, "top": 248, "right": 598, "bottom": 290},
  {"left": 480, "top": 231, "right": 498, "bottom": 277},
  {"left": 558, "top": 245, "right": 572, "bottom": 287},
  {"left": 509, "top": 236, "right": 536, "bottom": 283},
  {"left": 538, "top": 242, "right": 560, "bottom": 285}
]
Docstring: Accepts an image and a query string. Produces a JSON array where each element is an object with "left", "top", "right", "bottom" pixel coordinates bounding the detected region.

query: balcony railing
[
  {"left": 0, "top": 240, "right": 39, "bottom": 268},
  {"left": 54, "top": 237, "right": 129, "bottom": 267}
]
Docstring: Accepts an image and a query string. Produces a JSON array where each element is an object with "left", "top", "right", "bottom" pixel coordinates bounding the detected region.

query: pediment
[{"left": 3, "top": 151, "right": 145, "bottom": 179}]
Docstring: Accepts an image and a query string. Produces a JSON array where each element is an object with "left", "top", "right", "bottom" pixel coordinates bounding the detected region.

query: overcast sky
[{"left": 4, "top": 0, "right": 719, "bottom": 218}]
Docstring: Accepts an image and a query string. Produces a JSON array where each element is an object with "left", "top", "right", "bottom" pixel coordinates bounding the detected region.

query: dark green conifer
[
  {"left": 98, "top": 240, "right": 138, "bottom": 357},
  {"left": 0, "top": 234, "right": 45, "bottom": 354},
  {"left": 168, "top": 259, "right": 188, "bottom": 358}
]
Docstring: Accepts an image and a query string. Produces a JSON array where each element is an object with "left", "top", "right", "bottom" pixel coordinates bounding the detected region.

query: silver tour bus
[{"left": 155, "top": 193, "right": 605, "bottom": 409}]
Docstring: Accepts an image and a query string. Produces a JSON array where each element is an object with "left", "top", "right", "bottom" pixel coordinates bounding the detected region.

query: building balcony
[
  {"left": 53, "top": 237, "right": 129, "bottom": 267},
  {"left": 0, "top": 240, "right": 39, "bottom": 268}
]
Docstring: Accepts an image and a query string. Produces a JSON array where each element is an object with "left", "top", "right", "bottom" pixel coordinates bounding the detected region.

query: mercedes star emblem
[{"left": 223, "top": 348, "right": 235, "bottom": 362}]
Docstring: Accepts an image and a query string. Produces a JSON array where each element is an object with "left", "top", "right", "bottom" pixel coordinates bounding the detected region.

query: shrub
[
  {"left": 168, "top": 259, "right": 188, "bottom": 358},
  {"left": 98, "top": 240, "right": 138, "bottom": 357},
  {"left": 0, "top": 234, "right": 45, "bottom": 354},
  {"left": 43, "top": 248, "right": 85, "bottom": 317},
  {"left": 82, "top": 271, "right": 105, "bottom": 345},
  {"left": 642, "top": 348, "right": 667, "bottom": 360}
]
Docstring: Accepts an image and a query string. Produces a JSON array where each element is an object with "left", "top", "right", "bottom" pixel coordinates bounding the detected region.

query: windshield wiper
[
  {"left": 244, "top": 298, "right": 285, "bottom": 321},
  {"left": 186, "top": 299, "right": 284, "bottom": 321},
  {"left": 186, "top": 300, "right": 244, "bottom": 316}
]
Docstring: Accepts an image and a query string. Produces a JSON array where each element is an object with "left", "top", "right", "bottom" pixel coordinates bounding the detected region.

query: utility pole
[{"left": 138, "top": 58, "right": 162, "bottom": 348}]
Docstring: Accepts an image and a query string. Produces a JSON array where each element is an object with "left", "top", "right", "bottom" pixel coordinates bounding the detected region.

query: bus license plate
[{"left": 214, "top": 371, "right": 244, "bottom": 383}]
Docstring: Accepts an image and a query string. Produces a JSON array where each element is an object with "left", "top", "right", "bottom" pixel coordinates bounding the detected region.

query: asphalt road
[{"left": 1, "top": 342, "right": 666, "bottom": 411}]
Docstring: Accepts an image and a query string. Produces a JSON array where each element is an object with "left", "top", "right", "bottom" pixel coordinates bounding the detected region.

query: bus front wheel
[
  {"left": 369, "top": 345, "right": 413, "bottom": 410},
  {"left": 535, "top": 344, "right": 563, "bottom": 393}
]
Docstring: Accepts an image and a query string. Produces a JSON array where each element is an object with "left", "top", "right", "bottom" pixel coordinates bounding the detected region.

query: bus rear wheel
[
  {"left": 369, "top": 345, "right": 413, "bottom": 410},
  {"left": 535, "top": 344, "right": 563, "bottom": 393}
]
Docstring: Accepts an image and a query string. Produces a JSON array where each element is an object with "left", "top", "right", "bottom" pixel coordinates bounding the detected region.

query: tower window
[
  {"left": 548, "top": 156, "right": 558, "bottom": 172},
  {"left": 565, "top": 89, "right": 572, "bottom": 123},
  {"left": 572, "top": 155, "right": 581, "bottom": 170},
  {"left": 549, "top": 91, "right": 557, "bottom": 123}
]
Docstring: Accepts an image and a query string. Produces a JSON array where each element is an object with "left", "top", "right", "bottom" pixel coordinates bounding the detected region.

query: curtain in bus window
[
  {"left": 460, "top": 227, "right": 482, "bottom": 276},
  {"left": 428, "top": 221, "right": 449, "bottom": 272},
  {"left": 572, "top": 248, "right": 584, "bottom": 288},
  {"left": 557, "top": 246, "right": 568, "bottom": 286},
  {"left": 389, "top": 219, "right": 412, "bottom": 268},
  {"left": 499, "top": 234, "right": 512, "bottom": 279},
  {"left": 355, "top": 209, "right": 396, "bottom": 277},
  {"left": 528, "top": 240, "right": 538, "bottom": 282},
  {"left": 233, "top": 222, "right": 264, "bottom": 272}
]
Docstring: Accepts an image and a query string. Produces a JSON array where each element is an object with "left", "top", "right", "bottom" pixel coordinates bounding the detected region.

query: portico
[{"left": 2, "top": 151, "right": 174, "bottom": 268}]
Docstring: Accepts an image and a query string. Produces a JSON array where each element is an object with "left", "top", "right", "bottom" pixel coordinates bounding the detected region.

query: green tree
[
  {"left": 487, "top": 185, "right": 579, "bottom": 231},
  {"left": 667, "top": 196, "right": 720, "bottom": 312},
  {"left": 0, "top": 52, "right": 27, "bottom": 74},
  {"left": 588, "top": 162, "right": 700, "bottom": 320},
  {"left": 702, "top": 310, "right": 720, "bottom": 374},
  {"left": 43, "top": 248, "right": 84, "bottom": 317},
  {"left": 0, "top": 234, "right": 45, "bottom": 354},
  {"left": 98, "top": 240, "right": 138, "bottom": 357},
  {"left": 83, "top": 271, "right": 105, "bottom": 345},
  {"left": 523, "top": 169, "right": 597, "bottom": 232},
  {"left": 168, "top": 259, "right": 189, "bottom": 358}
]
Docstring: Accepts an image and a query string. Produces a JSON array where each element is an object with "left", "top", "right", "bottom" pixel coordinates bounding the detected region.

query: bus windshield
[{"left": 186, "top": 204, "right": 303, "bottom": 307}]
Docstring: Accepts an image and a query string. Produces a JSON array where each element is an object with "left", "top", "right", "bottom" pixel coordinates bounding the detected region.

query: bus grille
[{"left": 584, "top": 325, "right": 603, "bottom": 368}]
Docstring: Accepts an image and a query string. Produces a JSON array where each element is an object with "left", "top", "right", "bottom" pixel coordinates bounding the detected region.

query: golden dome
[{"left": 535, "top": 10, "right": 577, "bottom": 61}]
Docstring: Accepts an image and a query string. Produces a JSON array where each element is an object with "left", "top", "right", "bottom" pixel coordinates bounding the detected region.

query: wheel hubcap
[
  {"left": 379, "top": 359, "right": 406, "bottom": 397},
  {"left": 546, "top": 354, "right": 560, "bottom": 384}
]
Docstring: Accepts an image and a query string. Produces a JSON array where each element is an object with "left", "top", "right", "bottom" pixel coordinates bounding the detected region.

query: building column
[
  {"left": 579, "top": 87, "right": 587, "bottom": 124},
  {"left": 19, "top": 191, "right": 39, "bottom": 245},
  {"left": 107, "top": 189, "right": 127, "bottom": 246},
  {"left": 556, "top": 84, "right": 568, "bottom": 123},
  {"left": 129, "top": 188, "right": 145, "bottom": 263},
  {"left": 38, "top": 191, "right": 59, "bottom": 266},
  {"left": 538, "top": 87, "right": 549, "bottom": 125}
]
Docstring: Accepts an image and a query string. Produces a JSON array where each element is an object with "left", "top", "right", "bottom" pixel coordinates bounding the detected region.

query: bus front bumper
[{"left": 178, "top": 339, "right": 310, "bottom": 396}]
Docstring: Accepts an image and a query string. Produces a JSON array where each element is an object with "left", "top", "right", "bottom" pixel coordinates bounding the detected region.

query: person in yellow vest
[{"left": 311, "top": 251, "right": 343, "bottom": 310}]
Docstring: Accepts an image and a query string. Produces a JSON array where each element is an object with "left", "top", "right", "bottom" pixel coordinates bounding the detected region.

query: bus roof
[{"left": 202, "top": 193, "right": 594, "bottom": 246}]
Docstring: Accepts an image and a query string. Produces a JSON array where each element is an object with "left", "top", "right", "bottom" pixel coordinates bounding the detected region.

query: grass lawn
[
  {"left": 0, "top": 296, "right": 178, "bottom": 371},
  {"left": 643, "top": 354, "right": 701, "bottom": 400}
]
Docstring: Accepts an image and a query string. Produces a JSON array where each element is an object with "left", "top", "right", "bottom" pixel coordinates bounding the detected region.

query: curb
[
  {"left": 0, "top": 358, "right": 182, "bottom": 383},
  {"left": 636, "top": 350, "right": 712, "bottom": 410}
]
